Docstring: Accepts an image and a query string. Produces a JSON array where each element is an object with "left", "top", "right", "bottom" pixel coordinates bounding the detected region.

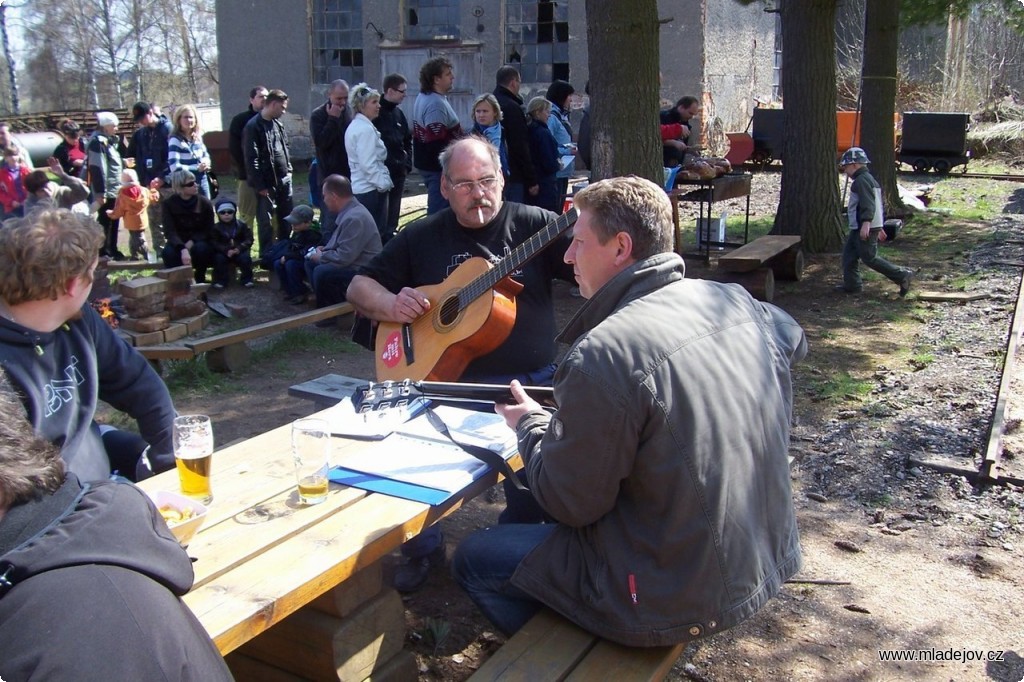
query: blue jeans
[
  {"left": 305, "top": 262, "right": 358, "bottom": 307},
  {"left": 275, "top": 258, "right": 309, "bottom": 297},
  {"left": 420, "top": 170, "right": 448, "bottom": 215},
  {"left": 451, "top": 523, "right": 555, "bottom": 635},
  {"left": 355, "top": 189, "right": 390, "bottom": 243}
]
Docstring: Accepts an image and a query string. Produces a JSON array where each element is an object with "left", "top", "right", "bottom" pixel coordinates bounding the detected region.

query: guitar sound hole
[{"left": 438, "top": 297, "right": 461, "bottom": 326}]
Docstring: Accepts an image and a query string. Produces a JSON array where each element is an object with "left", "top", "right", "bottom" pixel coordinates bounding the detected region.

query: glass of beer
[
  {"left": 291, "top": 418, "right": 331, "bottom": 505},
  {"left": 173, "top": 415, "right": 214, "bottom": 504}
]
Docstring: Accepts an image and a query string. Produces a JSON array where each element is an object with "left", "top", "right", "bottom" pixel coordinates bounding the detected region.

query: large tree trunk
[
  {"left": 585, "top": 0, "right": 663, "bottom": 183},
  {"left": 773, "top": 0, "right": 844, "bottom": 253},
  {"left": 860, "top": 0, "right": 905, "bottom": 215}
]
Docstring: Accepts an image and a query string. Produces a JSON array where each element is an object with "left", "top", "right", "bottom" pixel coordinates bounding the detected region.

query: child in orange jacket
[{"left": 107, "top": 168, "right": 159, "bottom": 261}]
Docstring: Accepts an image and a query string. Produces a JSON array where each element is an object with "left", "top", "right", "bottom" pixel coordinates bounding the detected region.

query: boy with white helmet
[{"left": 838, "top": 146, "right": 913, "bottom": 297}]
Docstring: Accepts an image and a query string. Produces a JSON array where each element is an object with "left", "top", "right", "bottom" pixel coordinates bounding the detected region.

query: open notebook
[{"left": 328, "top": 404, "right": 518, "bottom": 502}]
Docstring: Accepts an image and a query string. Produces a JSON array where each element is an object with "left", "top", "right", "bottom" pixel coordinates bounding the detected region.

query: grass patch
[
  {"left": 805, "top": 370, "right": 874, "bottom": 403},
  {"left": 163, "top": 357, "right": 234, "bottom": 396},
  {"left": 250, "top": 328, "right": 357, "bottom": 363}
]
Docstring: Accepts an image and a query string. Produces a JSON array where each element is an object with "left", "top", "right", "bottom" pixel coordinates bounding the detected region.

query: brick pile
[{"left": 117, "top": 266, "right": 210, "bottom": 346}]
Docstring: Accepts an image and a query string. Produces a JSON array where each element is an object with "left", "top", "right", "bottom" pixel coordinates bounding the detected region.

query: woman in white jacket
[{"left": 345, "top": 83, "right": 393, "bottom": 241}]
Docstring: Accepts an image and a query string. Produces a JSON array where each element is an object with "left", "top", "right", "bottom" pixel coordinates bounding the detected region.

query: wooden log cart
[{"left": 714, "top": 235, "right": 804, "bottom": 303}]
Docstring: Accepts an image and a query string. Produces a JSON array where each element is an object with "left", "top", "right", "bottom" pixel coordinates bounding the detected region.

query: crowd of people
[{"left": 0, "top": 57, "right": 847, "bottom": 675}]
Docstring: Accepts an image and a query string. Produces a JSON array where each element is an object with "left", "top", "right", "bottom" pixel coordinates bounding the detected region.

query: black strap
[{"left": 424, "top": 408, "right": 528, "bottom": 491}]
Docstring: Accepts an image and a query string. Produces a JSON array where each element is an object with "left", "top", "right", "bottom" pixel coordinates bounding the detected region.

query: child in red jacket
[
  {"left": 0, "top": 146, "right": 31, "bottom": 220},
  {"left": 107, "top": 169, "right": 159, "bottom": 261}
]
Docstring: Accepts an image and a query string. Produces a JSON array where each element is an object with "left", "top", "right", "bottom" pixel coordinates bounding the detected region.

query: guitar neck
[
  {"left": 459, "top": 208, "right": 578, "bottom": 306},
  {"left": 418, "top": 381, "right": 556, "bottom": 407}
]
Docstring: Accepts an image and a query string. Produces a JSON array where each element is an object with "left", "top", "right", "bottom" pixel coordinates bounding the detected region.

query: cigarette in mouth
[{"left": 477, "top": 207, "right": 484, "bottom": 223}]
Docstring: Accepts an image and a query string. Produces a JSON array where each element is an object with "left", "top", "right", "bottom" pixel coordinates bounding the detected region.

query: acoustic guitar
[{"left": 374, "top": 208, "right": 578, "bottom": 382}]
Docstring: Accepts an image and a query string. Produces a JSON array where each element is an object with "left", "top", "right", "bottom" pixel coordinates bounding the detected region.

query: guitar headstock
[{"left": 351, "top": 380, "right": 424, "bottom": 413}]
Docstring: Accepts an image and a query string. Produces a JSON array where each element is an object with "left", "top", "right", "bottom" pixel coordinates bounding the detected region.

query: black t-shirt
[{"left": 358, "top": 202, "right": 574, "bottom": 379}]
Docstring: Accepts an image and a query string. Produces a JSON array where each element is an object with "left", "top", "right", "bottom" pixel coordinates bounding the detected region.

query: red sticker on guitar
[{"left": 380, "top": 330, "right": 403, "bottom": 368}]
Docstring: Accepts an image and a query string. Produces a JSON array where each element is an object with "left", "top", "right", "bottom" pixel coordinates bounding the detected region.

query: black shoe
[
  {"left": 392, "top": 538, "right": 445, "bottom": 593},
  {"left": 899, "top": 271, "right": 914, "bottom": 298},
  {"left": 834, "top": 284, "right": 862, "bottom": 294},
  {"left": 287, "top": 294, "right": 307, "bottom": 305}
]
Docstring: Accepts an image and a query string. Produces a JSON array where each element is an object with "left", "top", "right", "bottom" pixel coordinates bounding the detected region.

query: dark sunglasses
[
  {"left": 218, "top": 209, "right": 236, "bottom": 215},
  {"left": 182, "top": 181, "right": 197, "bottom": 188}
]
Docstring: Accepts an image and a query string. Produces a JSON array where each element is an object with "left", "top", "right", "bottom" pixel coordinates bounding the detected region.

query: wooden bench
[
  {"left": 470, "top": 609, "right": 683, "bottom": 682},
  {"left": 136, "top": 302, "right": 354, "bottom": 371},
  {"left": 716, "top": 235, "right": 803, "bottom": 302}
]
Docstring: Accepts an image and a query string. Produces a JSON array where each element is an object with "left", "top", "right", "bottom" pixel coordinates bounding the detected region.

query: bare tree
[{"left": 0, "top": 5, "right": 19, "bottom": 114}]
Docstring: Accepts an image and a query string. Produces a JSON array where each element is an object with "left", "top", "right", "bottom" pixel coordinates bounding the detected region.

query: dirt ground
[{"left": 110, "top": 170, "right": 1024, "bottom": 681}]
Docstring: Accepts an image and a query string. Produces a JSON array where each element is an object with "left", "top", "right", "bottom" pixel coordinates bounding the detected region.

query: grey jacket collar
[{"left": 559, "top": 252, "right": 686, "bottom": 343}]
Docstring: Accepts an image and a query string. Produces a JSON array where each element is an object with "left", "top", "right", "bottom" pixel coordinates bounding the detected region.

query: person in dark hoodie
[
  {"left": 161, "top": 168, "right": 216, "bottom": 283},
  {"left": 0, "top": 209, "right": 176, "bottom": 483},
  {"left": 0, "top": 370, "right": 234, "bottom": 681},
  {"left": 210, "top": 198, "right": 255, "bottom": 289}
]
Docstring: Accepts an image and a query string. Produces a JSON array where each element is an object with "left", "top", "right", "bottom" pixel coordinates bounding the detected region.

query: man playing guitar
[{"left": 346, "top": 135, "right": 574, "bottom": 591}]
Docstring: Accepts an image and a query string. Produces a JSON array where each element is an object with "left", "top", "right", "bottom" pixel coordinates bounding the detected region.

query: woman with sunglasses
[{"left": 160, "top": 169, "right": 215, "bottom": 283}]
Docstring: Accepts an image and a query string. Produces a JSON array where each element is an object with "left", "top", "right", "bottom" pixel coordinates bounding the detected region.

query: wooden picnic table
[{"left": 138, "top": 409, "right": 518, "bottom": 679}]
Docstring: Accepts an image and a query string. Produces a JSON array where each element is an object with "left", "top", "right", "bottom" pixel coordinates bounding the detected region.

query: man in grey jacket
[
  {"left": 453, "top": 175, "right": 807, "bottom": 647},
  {"left": 306, "top": 174, "right": 382, "bottom": 321}
]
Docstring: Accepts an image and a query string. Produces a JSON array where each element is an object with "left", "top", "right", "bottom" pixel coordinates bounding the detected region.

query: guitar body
[{"left": 375, "top": 257, "right": 523, "bottom": 382}]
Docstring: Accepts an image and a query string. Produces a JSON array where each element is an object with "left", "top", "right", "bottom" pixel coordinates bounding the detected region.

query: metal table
[{"left": 668, "top": 172, "right": 752, "bottom": 260}]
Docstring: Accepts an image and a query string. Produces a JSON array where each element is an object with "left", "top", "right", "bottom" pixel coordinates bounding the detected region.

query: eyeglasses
[
  {"left": 182, "top": 181, "right": 196, "bottom": 188},
  {"left": 396, "top": 88, "right": 407, "bottom": 94},
  {"left": 218, "top": 209, "right": 236, "bottom": 215},
  {"left": 448, "top": 176, "right": 499, "bottom": 195}
]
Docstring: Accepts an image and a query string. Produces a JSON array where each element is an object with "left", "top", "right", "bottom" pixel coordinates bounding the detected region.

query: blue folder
[{"left": 329, "top": 466, "right": 455, "bottom": 506}]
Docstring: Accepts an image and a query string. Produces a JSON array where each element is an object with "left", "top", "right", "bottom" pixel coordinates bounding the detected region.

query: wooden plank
[
  {"left": 566, "top": 641, "right": 684, "bottom": 682},
  {"left": 916, "top": 291, "right": 990, "bottom": 302},
  {"left": 309, "top": 562, "right": 383, "bottom": 618},
  {"left": 135, "top": 345, "right": 196, "bottom": 360},
  {"left": 224, "top": 653, "right": 310, "bottom": 681},
  {"left": 187, "top": 302, "right": 354, "bottom": 354},
  {"left": 141, "top": 423, "right": 376, "bottom": 588},
  {"left": 182, "top": 453, "right": 517, "bottom": 654},
  {"left": 718, "top": 235, "right": 802, "bottom": 273},
  {"left": 469, "top": 609, "right": 597, "bottom": 681},
  {"left": 980, "top": 271, "right": 1024, "bottom": 481},
  {"left": 238, "top": 590, "right": 405, "bottom": 681}
]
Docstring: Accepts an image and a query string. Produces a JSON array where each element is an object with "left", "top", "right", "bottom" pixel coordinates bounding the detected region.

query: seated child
[
  {"left": 106, "top": 169, "right": 159, "bottom": 261},
  {"left": 273, "top": 205, "right": 321, "bottom": 304},
  {"left": 0, "top": 146, "right": 31, "bottom": 220},
  {"left": 211, "top": 199, "right": 255, "bottom": 289}
]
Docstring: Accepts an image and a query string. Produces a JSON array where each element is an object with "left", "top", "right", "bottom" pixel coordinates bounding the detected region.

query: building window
[
  {"left": 406, "top": 0, "right": 460, "bottom": 41},
  {"left": 505, "top": 0, "right": 570, "bottom": 84},
  {"left": 312, "top": 0, "right": 364, "bottom": 84}
]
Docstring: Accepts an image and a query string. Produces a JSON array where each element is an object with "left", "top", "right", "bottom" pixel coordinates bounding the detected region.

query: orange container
[
  {"left": 836, "top": 111, "right": 899, "bottom": 154},
  {"left": 725, "top": 132, "right": 754, "bottom": 165}
]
